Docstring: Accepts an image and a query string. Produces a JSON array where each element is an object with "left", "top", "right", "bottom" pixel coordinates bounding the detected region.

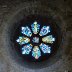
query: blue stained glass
[
  {"left": 22, "top": 44, "right": 33, "bottom": 54},
  {"left": 31, "top": 21, "right": 40, "bottom": 34},
  {"left": 39, "top": 26, "right": 50, "bottom": 36},
  {"left": 40, "top": 43, "right": 51, "bottom": 53},
  {"left": 21, "top": 26, "right": 32, "bottom": 37},
  {"left": 42, "top": 35, "right": 55, "bottom": 44},
  {"left": 16, "top": 36, "right": 30, "bottom": 45},
  {"left": 32, "top": 46, "right": 41, "bottom": 59}
]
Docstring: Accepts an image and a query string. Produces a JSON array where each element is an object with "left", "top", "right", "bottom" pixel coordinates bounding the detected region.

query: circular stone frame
[
  {"left": 12, "top": 15, "right": 61, "bottom": 62},
  {"left": 1, "top": 2, "right": 66, "bottom": 69}
]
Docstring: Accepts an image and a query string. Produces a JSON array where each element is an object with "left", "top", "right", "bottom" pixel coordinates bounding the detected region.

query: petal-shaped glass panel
[
  {"left": 21, "top": 26, "right": 32, "bottom": 37},
  {"left": 16, "top": 36, "right": 30, "bottom": 45},
  {"left": 40, "top": 43, "right": 51, "bottom": 53},
  {"left": 39, "top": 26, "right": 50, "bottom": 36},
  {"left": 22, "top": 44, "right": 33, "bottom": 54},
  {"left": 32, "top": 46, "right": 41, "bottom": 59},
  {"left": 42, "top": 35, "right": 55, "bottom": 44},
  {"left": 31, "top": 21, "right": 40, "bottom": 34}
]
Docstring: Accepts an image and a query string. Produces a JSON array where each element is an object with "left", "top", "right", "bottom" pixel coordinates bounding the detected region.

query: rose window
[{"left": 16, "top": 21, "right": 55, "bottom": 60}]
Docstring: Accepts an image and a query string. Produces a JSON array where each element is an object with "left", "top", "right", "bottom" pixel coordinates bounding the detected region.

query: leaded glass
[
  {"left": 16, "top": 36, "right": 30, "bottom": 45},
  {"left": 32, "top": 37, "right": 39, "bottom": 43},
  {"left": 31, "top": 21, "right": 40, "bottom": 34},
  {"left": 32, "top": 46, "right": 41, "bottom": 59},
  {"left": 42, "top": 35, "right": 55, "bottom": 44},
  {"left": 21, "top": 26, "right": 32, "bottom": 37},
  {"left": 40, "top": 43, "right": 51, "bottom": 53},
  {"left": 39, "top": 26, "right": 50, "bottom": 36},
  {"left": 16, "top": 21, "right": 56, "bottom": 60},
  {"left": 22, "top": 44, "right": 33, "bottom": 54}
]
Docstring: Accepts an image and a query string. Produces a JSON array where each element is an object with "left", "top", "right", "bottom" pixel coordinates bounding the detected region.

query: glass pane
[
  {"left": 16, "top": 36, "right": 30, "bottom": 45},
  {"left": 22, "top": 44, "right": 33, "bottom": 54},
  {"left": 40, "top": 43, "right": 51, "bottom": 53},
  {"left": 21, "top": 26, "right": 32, "bottom": 37},
  {"left": 32, "top": 37, "right": 39, "bottom": 43},
  {"left": 39, "top": 26, "right": 50, "bottom": 36},
  {"left": 42, "top": 35, "right": 55, "bottom": 44},
  {"left": 31, "top": 21, "right": 40, "bottom": 34},
  {"left": 32, "top": 46, "right": 41, "bottom": 59}
]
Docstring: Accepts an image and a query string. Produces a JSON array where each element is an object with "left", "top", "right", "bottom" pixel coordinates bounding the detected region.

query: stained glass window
[
  {"left": 16, "top": 21, "right": 55, "bottom": 59},
  {"left": 16, "top": 37, "right": 30, "bottom": 45},
  {"left": 40, "top": 43, "right": 51, "bottom": 53},
  {"left": 39, "top": 26, "right": 50, "bottom": 36},
  {"left": 32, "top": 46, "right": 41, "bottom": 59},
  {"left": 32, "top": 37, "right": 39, "bottom": 43},
  {"left": 31, "top": 21, "right": 40, "bottom": 34},
  {"left": 21, "top": 26, "right": 32, "bottom": 37},
  {"left": 42, "top": 35, "right": 55, "bottom": 44},
  {"left": 22, "top": 44, "right": 33, "bottom": 54}
]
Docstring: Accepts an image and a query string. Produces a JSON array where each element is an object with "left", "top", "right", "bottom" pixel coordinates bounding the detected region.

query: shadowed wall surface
[{"left": 0, "top": 0, "right": 72, "bottom": 72}]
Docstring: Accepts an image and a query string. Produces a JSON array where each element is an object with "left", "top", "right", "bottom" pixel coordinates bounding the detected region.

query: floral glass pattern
[
  {"left": 32, "top": 46, "right": 41, "bottom": 59},
  {"left": 31, "top": 21, "right": 40, "bottom": 34},
  {"left": 16, "top": 21, "right": 55, "bottom": 59}
]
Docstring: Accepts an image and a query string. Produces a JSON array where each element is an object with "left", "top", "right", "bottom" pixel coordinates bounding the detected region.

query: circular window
[{"left": 13, "top": 15, "right": 61, "bottom": 62}]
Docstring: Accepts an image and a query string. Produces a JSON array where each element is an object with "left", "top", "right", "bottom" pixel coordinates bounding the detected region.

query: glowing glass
[
  {"left": 39, "top": 26, "right": 50, "bottom": 36},
  {"left": 16, "top": 37, "right": 30, "bottom": 45},
  {"left": 40, "top": 43, "right": 51, "bottom": 53},
  {"left": 32, "top": 46, "right": 41, "bottom": 59},
  {"left": 42, "top": 35, "right": 55, "bottom": 44},
  {"left": 31, "top": 21, "right": 40, "bottom": 34},
  {"left": 32, "top": 37, "right": 39, "bottom": 43},
  {"left": 22, "top": 44, "right": 33, "bottom": 54},
  {"left": 21, "top": 26, "right": 32, "bottom": 37},
  {"left": 16, "top": 21, "right": 56, "bottom": 60}
]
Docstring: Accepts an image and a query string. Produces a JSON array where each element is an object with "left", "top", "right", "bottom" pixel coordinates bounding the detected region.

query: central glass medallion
[{"left": 32, "top": 37, "right": 39, "bottom": 43}]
